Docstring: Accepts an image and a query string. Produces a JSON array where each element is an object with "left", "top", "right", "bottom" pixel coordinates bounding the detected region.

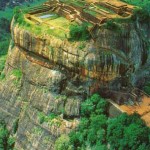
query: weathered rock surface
[
  {"left": 0, "top": 45, "right": 81, "bottom": 150},
  {"left": 0, "top": 13, "right": 149, "bottom": 150}
]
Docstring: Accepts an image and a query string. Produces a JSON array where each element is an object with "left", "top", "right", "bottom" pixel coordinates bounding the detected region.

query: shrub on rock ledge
[{"left": 69, "top": 23, "right": 91, "bottom": 41}]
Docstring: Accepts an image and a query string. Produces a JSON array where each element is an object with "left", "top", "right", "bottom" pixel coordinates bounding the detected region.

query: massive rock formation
[{"left": 0, "top": 1, "right": 150, "bottom": 149}]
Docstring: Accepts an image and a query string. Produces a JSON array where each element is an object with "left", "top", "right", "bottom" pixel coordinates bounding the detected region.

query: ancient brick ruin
[{"left": 26, "top": 0, "right": 135, "bottom": 30}]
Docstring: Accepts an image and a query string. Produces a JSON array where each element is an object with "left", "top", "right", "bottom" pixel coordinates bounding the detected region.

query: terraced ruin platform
[{"left": 24, "top": 0, "right": 135, "bottom": 38}]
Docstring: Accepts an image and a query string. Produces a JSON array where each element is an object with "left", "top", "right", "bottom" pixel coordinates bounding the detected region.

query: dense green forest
[
  {"left": 55, "top": 94, "right": 150, "bottom": 150},
  {"left": 0, "top": 94, "right": 149, "bottom": 149}
]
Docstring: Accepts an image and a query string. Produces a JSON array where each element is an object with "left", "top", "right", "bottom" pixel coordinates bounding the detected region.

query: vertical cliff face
[
  {"left": 0, "top": 16, "right": 149, "bottom": 149},
  {"left": 96, "top": 22, "right": 150, "bottom": 87},
  {"left": 1, "top": 44, "right": 81, "bottom": 150}
]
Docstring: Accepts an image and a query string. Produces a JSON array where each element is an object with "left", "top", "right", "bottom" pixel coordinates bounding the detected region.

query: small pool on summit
[{"left": 39, "top": 14, "right": 56, "bottom": 19}]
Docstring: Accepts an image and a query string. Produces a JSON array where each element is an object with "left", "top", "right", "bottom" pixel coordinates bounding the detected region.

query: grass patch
[
  {"left": 96, "top": 4, "right": 115, "bottom": 14},
  {"left": 11, "top": 69, "right": 22, "bottom": 85},
  {"left": 32, "top": 127, "right": 43, "bottom": 135},
  {"left": 38, "top": 112, "right": 62, "bottom": 127},
  {"left": 84, "top": 9, "right": 97, "bottom": 16},
  {"left": 0, "top": 73, "right": 5, "bottom": 81},
  {"left": 71, "top": 1, "right": 85, "bottom": 7},
  {"left": 38, "top": 112, "right": 58, "bottom": 124},
  {"left": 16, "top": 13, "right": 71, "bottom": 39},
  {"left": 11, "top": 69, "right": 22, "bottom": 79},
  {"left": 78, "top": 42, "right": 86, "bottom": 50}
]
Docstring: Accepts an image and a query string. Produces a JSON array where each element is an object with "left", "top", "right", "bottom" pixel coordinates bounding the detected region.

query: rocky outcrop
[
  {"left": 0, "top": 44, "right": 81, "bottom": 150},
  {"left": 0, "top": 7, "right": 150, "bottom": 150},
  {"left": 12, "top": 24, "right": 121, "bottom": 82}
]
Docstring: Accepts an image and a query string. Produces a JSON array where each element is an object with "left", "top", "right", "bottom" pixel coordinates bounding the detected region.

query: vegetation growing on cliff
[
  {"left": 132, "top": 2, "right": 150, "bottom": 22},
  {"left": 69, "top": 23, "right": 91, "bottom": 41},
  {"left": 54, "top": 134, "right": 70, "bottom": 150},
  {"left": 102, "top": 0, "right": 150, "bottom": 31},
  {"left": 13, "top": 7, "right": 72, "bottom": 39},
  {"left": 11, "top": 69, "right": 22, "bottom": 85},
  {"left": 0, "top": 0, "right": 47, "bottom": 80},
  {"left": 55, "top": 94, "right": 150, "bottom": 150},
  {"left": 122, "top": 0, "right": 150, "bottom": 6},
  {"left": 103, "top": 20, "right": 122, "bottom": 31},
  {"left": 38, "top": 112, "right": 62, "bottom": 127},
  {"left": 0, "top": 121, "right": 15, "bottom": 149}
]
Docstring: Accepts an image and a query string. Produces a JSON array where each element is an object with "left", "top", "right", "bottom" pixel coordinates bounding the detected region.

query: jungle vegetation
[{"left": 55, "top": 94, "right": 150, "bottom": 150}]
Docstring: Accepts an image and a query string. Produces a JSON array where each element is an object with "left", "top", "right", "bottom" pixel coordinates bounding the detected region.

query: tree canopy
[{"left": 55, "top": 94, "right": 150, "bottom": 150}]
